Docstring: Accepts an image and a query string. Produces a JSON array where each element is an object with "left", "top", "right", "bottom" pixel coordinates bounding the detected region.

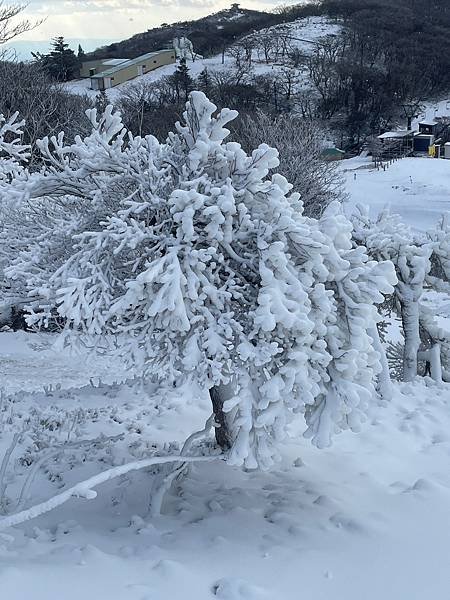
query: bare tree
[
  {"left": 226, "top": 43, "right": 249, "bottom": 70},
  {"left": 0, "top": 61, "right": 92, "bottom": 163},
  {"left": 276, "top": 67, "right": 301, "bottom": 102},
  {"left": 255, "top": 31, "right": 276, "bottom": 64},
  {"left": 277, "top": 27, "right": 294, "bottom": 60},
  {"left": 117, "top": 79, "right": 182, "bottom": 139},
  {"left": 0, "top": 1, "right": 42, "bottom": 47},
  {"left": 234, "top": 110, "right": 345, "bottom": 217}
]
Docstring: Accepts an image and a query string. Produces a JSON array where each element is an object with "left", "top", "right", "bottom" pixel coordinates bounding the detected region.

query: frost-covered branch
[
  {"left": 0, "top": 453, "right": 223, "bottom": 530},
  {"left": 0, "top": 111, "right": 29, "bottom": 184},
  {"left": 0, "top": 433, "right": 20, "bottom": 510}
]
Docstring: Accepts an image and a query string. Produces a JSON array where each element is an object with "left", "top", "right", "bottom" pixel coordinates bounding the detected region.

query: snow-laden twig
[
  {"left": 0, "top": 452, "right": 224, "bottom": 530},
  {"left": 180, "top": 414, "right": 216, "bottom": 455},
  {"left": 150, "top": 414, "right": 215, "bottom": 517},
  {"left": 0, "top": 433, "right": 20, "bottom": 511}
]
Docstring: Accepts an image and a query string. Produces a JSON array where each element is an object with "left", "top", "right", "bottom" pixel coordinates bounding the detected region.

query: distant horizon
[{"left": 4, "top": 38, "right": 119, "bottom": 61}]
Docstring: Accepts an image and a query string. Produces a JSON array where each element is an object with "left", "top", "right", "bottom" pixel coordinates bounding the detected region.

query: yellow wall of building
[
  {"left": 80, "top": 60, "right": 112, "bottom": 78},
  {"left": 93, "top": 51, "right": 176, "bottom": 89}
]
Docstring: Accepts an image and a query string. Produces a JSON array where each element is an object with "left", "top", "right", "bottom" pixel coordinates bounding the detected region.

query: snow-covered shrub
[
  {"left": 4, "top": 93, "right": 396, "bottom": 469},
  {"left": 0, "top": 389, "right": 127, "bottom": 515}
]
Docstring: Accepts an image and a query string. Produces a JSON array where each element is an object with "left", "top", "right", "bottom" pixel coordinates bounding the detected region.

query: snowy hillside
[
  {"left": 0, "top": 333, "right": 449, "bottom": 600},
  {"left": 64, "top": 16, "right": 340, "bottom": 101},
  {"left": 342, "top": 156, "right": 450, "bottom": 230},
  {"left": 413, "top": 98, "right": 450, "bottom": 129}
]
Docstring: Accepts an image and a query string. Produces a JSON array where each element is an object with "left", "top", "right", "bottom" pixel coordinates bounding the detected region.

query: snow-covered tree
[
  {"left": 352, "top": 206, "right": 450, "bottom": 383},
  {"left": 5, "top": 93, "right": 396, "bottom": 468},
  {"left": 422, "top": 214, "right": 450, "bottom": 382}
]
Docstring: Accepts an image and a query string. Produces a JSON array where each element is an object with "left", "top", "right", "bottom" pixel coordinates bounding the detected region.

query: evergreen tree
[
  {"left": 94, "top": 90, "right": 109, "bottom": 116},
  {"left": 172, "top": 58, "right": 194, "bottom": 103},
  {"left": 39, "top": 37, "right": 79, "bottom": 82},
  {"left": 197, "top": 67, "right": 212, "bottom": 96},
  {"left": 77, "top": 44, "right": 86, "bottom": 61}
]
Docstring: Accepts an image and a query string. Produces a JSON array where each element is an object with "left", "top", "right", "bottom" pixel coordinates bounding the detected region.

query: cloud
[
  {"left": 18, "top": 0, "right": 290, "bottom": 41},
  {"left": 27, "top": 0, "right": 221, "bottom": 14}
]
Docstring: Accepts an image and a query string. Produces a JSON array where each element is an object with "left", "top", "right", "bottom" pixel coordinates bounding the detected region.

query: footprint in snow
[
  {"left": 392, "top": 478, "right": 436, "bottom": 495},
  {"left": 212, "top": 577, "right": 268, "bottom": 599},
  {"left": 313, "top": 494, "right": 338, "bottom": 509},
  {"left": 431, "top": 433, "right": 449, "bottom": 444},
  {"left": 329, "top": 512, "right": 366, "bottom": 534},
  {"left": 410, "top": 478, "right": 436, "bottom": 493},
  {"left": 152, "top": 558, "right": 185, "bottom": 577},
  {"left": 389, "top": 480, "right": 408, "bottom": 493}
]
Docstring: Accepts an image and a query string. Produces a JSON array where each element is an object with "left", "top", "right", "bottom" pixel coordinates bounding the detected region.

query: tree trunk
[
  {"left": 209, "top": 382, "right": 235, "bottom": 451},
  {"left": 418, "top": 344, "right": 442, "bottom": 383},
  {"left": 369, "top": 324, "right": 392, "bottom": 400},
  {"left": 400, "top": 298, "right": 420, "bottom": 382}
]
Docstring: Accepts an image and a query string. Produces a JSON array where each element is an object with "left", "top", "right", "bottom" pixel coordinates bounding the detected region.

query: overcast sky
[{"left": 17, "top": 0, "right": 292, "bottom": 42}]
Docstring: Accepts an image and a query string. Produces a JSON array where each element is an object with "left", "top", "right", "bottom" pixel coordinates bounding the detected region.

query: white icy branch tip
[{"left": 72, "top": 489, "right": 97, "bottom": 500}]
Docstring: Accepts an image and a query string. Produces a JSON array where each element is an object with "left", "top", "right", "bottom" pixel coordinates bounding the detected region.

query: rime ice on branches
[{"left": 2, "top": 93, "right": 396, "bottom": 469}]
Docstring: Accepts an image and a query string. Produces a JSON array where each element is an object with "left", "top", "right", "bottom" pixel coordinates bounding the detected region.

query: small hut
[
  {"left": 376, "top": 130, "right": 414, "bottom": 159},
  {"left": 445, "top": 143, "right": 450, "bottom": 160},
  {"left": 413, "top": 121, "right": 437, "bottom": 153},
  {"left": 321, "top": 147, "right": 345, "bottom": 161},
  {"left": 418, "top": 120, "right": 437, "bottom": 135}
]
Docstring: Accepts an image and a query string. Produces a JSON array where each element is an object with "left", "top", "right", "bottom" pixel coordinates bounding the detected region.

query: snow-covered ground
[
  {"left": 0, "top": 331, "right": 450, "bottom": 599},
  {"left": 342, "top": 156, "right": 450, "bottom": 230},
  {"left": 0, "top": 331, "right": 130, "bottom": 394},
  {"left": 413, "top": 97, "right": 450, "bottom": 129},
  {"left": 64, "top": 16, "right": 339, "bottom": 102}
]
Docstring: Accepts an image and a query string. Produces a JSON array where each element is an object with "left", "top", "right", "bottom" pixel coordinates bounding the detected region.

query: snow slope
[
  {"left": 342, "top": 156, "right": 450, "bottom": 230},
  {"left": 0, "top": 331, "right": 129, "bottom": 394},
  {"left": 413, "top": 98, "right": 450, "bottom": 129},
  {"left": 0, "top": 334, "right": 450, "bottom": 599}
]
